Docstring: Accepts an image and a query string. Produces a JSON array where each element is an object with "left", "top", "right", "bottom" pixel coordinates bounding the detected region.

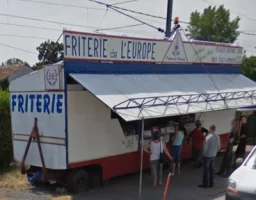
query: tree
[
  {"left": 187, "top": 5, "right": 240, "bottom": 43},
  {"left": 32, "top": 40, "right": 63, "bottom": 70},
  {"left": 242, "top": 56, "right": 256, "bottom": 81},
  {"left": 3, "top": 58, "right": 30, "bottom": 67}
]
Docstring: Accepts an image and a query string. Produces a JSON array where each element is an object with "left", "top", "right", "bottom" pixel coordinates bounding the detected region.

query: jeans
[
  {"left": 150, "top": 160, "right": 163, "bottom": 181},
  {"left": 172, "top": 145, "right": 182, "bottom": 164},
  {"left": 202, "top": 157, "right": 215, "bottom": 186}
]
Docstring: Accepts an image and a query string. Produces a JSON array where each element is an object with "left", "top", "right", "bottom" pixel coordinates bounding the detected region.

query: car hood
[{"left": 230, "top": 166, "right": 256, "bottom": 194}]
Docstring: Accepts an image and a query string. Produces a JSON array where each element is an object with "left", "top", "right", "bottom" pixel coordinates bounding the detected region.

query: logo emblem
[
  {"left": 172, "top": 42, "right": 180, "bottom": 56},
  {"left": 46, "top": 68, "right": 58, "bottom": 87}
]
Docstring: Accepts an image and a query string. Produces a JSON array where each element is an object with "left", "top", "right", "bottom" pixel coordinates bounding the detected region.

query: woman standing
[
  {"left": 172, "top": 124, "right": 185, "bottom": 175},
  {"left": 144, "top": 131, "right": 173, "bottom": 187}
]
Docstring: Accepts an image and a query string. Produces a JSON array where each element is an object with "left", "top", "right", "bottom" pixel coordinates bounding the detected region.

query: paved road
[{"left": 74, "top": 157, "right": 228, "bottom": 200}]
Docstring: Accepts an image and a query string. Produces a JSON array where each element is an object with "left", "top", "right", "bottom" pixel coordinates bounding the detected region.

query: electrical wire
[
  {"left": 96, "top": 23, "right": 143, "bottom": 31},
  {"left": 111, "top": 0, "right": 137, "bottom": 6},
  {"left": 96, "top": 8, "right": 109, "bottom": 31},
  {"left": 0, "top": 12, "right": 98, "bottom": 30},
  {"left": 89, "top": 0, "right": 164, "bottom": 33},
  {"left": 0, "top": 42, "right": 37, "bottom": 55},
  {"left": 15, "top": 0, "right": 108, "bottom": 11},
  {"left": 0, "top": 33, "right": 55, "bottom": 40}
]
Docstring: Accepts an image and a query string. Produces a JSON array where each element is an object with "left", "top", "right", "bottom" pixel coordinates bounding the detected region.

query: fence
[{"left": 0, "top": 90, "right": 12, "bottom": 173}]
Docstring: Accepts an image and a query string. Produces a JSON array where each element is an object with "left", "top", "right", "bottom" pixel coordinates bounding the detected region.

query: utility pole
[{"left": 165, "top": 0, "right": 173, "bottom": 38}]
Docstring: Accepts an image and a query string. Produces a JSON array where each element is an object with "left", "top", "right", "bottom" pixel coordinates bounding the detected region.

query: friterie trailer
[{"left": 9, "top": 28, "right": 256, "bottom": 193}]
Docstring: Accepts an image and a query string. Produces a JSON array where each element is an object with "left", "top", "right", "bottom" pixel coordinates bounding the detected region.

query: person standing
[
  {"left": 188, "top": 120, "right": 206, "bottom": 168},
  {"left": 235, "top": 116, "right": 248, "bottom": 160},
  {"left": 172, "top": 124, "right": 185, "bottom": 175},
  {"left": 199, "top": 125, "right": 220, "bottom": 188},
  {"left": 217, "top": 118, "right": 238, "bottom": 177},
  {"left": 144, "top": 131, "right": 173, "bottom": 187}
]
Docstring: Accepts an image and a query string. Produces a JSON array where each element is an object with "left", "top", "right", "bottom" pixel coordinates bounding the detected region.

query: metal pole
[
  {"left": 165, "top": 0, "right": 173, "bottom": 38},
  {"left": 139, "top": 118, "right": 145, "bottom": 200}
]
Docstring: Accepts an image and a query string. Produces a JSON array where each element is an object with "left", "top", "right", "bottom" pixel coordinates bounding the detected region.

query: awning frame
[{"left": 113, "top": 90, "right": 256, "bottom": 110}]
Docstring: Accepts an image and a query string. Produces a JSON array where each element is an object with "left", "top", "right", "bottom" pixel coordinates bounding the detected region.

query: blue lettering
[
  {"left": 82, "top": 36, "right": 86, "bottom": 56},
  {"left": 103, "top": 39, "right": 107, "bottom": 58},
  {"left": 88, "top": 37, "right": 93, "bottom": 57},
  {"left": 11, "top": 93, "right": 64, "bottom": 114},
  {"left": 94, "top": 38, "right": 99, "bottom": 57},
  {"left": 152, "top": 43, "right": 156, "bottom": 60},
  {"left": 43, "top": 94, "right": 50, "bottom": 114},
  {"left": 147, "top": 43, "right": 151, "bottom": 59},
  {"left": 56, "top": 94, "right": 63, "bottom": 113},
  {"left": 78, "top": 36, "right": 81, "bottom": 56},
  {"left": 51, "top": 94, "right": 56, "bottom": 113},
  {"left": 18, "top": 94, "right": 24, "bottom": 113},
  {"left": 137, "top": 42, "right": 142, "bottom": 59},
  {"left": 127, "top": 41, "right": 132, "bottom": 59},
  {"left": 121, "top": 41, "right": 125, "bottom": 59},
  {"left": 132, "top": 41, "right": 137, "bottom": 59},
  {"left": 71, "top": 36, "right": 77, "bottom": 56},
  {"left": 64, "top": 35, "right": 70, "bottom": 56},
  {"left": 11, "top": 95, "right": 17, "bottom": 112},
  {"left": 29, "top": 94, "right": 35, "bottom": 112},
  {"left": 36, "top": 94, "right": 42, "bottom": 113},
  {"left": 25, "top": 94, "right": 28, "bottom": 112},
  {"left": 142, "top": 43, "right": 147, "bottom": 59}
]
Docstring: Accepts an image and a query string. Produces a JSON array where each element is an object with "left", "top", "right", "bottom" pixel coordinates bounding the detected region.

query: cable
[
  {"left": 0, "top": 12, "right": 98, "bottom": 30},
  {"left": 111, "top": 0, "right": 137, "bottom": 6},
  {"left": 96, "top": 23, "right": 143, "bottom": 31},
  {"left": 0, "top": 42, "right": 37, "bottom": 55},
  {"left": 97, "top": 8, "right": 109, "bottom": 31},
  {"left": 0, "top": 33, "right": 55, "bottom": 40},
  {"left": 15, "top": 0, "right": 108, "bottom": 11},
  {"left": 89, "top": 0, "right": 164, "bottom": 33}
]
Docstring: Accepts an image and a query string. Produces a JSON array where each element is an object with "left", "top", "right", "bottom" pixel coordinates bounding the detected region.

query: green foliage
[
  {"left": 36, "top": 40, "right": 64, "bottom": 65},
  {"left": 242, "top": 56, "right": 256, "bottom": 81},
  {"left": 32, "top": 40, "right": 63, "bottom": 70},
  {"left": 0, "top": 78, "right": 9, "bottom": 91},
  {"left": 187, "top": 5, "right": 240, "bottom": 43},
  {"left": 3, "top": 58, "right": 30, "bottom": 67},
  {"left": 0, "top": 90, "right": 12, "bottom": 173}
]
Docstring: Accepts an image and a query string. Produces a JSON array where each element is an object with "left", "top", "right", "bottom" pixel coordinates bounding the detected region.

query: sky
[{"left": 0, "top": 0, "right": 255, "bottom": 66}]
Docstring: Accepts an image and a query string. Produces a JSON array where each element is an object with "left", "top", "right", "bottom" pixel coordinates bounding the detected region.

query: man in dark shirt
[
  {"left": 217, "top": 118, "right": 238, "bottom": 177},
  {"left": 235, "top": 116, "right": 248, "bottom": 160},
  {"left": 188, "top": 120, "right": 206, "bottom": 168}
]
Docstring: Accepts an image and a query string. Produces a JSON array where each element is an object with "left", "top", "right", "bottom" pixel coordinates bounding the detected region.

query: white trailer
[{"left": 9, "top": 30, "right": 256, "bottom": 193}]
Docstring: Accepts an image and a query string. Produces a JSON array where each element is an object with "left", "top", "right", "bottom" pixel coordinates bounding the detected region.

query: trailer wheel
[{"left": 66, "top": 170, "right": 89, "bottom": 193}]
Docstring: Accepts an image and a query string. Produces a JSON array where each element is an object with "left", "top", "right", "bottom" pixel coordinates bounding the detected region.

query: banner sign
[{"left": 63, "top": 30, "right": 243, "bottom": 65}]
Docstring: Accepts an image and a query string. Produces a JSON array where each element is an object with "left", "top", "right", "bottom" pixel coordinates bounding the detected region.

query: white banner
[{"left": 63, "top": 30, "right": 243, "bottom": 65}]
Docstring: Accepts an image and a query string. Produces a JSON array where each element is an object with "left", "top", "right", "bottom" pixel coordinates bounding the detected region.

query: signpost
[{"left": 63, "top": 30, "right": 243, "bottom": 65}]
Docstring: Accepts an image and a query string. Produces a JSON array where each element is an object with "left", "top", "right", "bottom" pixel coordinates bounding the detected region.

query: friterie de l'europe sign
[{"left": 63, "top": 30, "right": 243, "bottom": 65}]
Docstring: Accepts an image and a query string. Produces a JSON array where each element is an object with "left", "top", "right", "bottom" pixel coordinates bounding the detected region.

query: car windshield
[{"left": 244, "top": 148, "right": 256, "bottom": 169}]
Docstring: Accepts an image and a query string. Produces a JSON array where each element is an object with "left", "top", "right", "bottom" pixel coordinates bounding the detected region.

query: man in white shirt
[{"left": 198, "top": 125, "right": 220, "bottom": 188}]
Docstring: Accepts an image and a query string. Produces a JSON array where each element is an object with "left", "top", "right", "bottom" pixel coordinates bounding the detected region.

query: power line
[
  {"left": 0, "top": 33, "right": 55, "bottom": 40},
  {"left": 111, "top": 0, "right": 138, "bottom": 6},
  {"left": 15, "top": 0, "right": 108, "bottom": 11},
  {"left": 0, "top": 12, "right": 98, "bottom": 29},
  {"left": 0, "top": 42, "right": 37, "bottom": 55},
  {"left": 89, "top": 0, "right": 164, "bottom": 33},
  {"left": 96, "top": 23, "right": 143, "bottom": 31},
  {"left": 97, "top": 8, "right": 109, "bottom": 30}
]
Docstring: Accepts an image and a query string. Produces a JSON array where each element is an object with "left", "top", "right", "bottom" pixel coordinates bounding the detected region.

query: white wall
[
  {"left": 196, "top": 109, "right": 236, "bottom": 134},
  {"left": 9, "top": 66, "right": 64, "bottom": 92},
  {"left": 67, "top": 91, "right": 138, "bottom": 164}
]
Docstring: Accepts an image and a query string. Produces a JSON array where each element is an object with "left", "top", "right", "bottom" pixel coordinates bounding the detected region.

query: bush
[{"left": 0, "top": 90, "right": 12, "bottom": 173}]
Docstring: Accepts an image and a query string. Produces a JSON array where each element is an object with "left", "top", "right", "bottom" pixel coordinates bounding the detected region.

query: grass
[
  {"left": 0, "top": 169, "right": 29, "bottom": 190},
  {"left": 51, "top": 196, "right": 73, "bottom": 200}
]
